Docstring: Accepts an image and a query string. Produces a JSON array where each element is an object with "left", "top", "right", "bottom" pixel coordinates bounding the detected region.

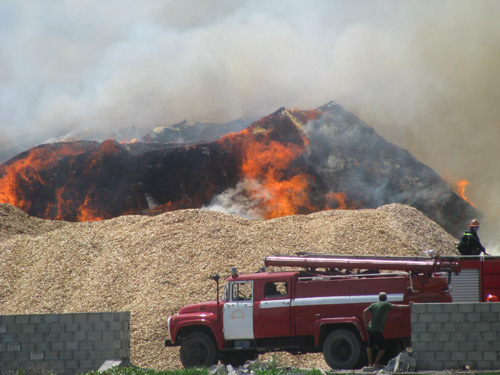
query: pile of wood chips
[{"left": 0, "top": 203, "right": 458, "bottom": 370}]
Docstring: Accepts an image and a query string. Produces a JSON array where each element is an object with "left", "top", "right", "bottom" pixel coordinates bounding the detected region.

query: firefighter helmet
[
  {"left": 469, "top": 219, "right": 480, "bottom": 227},
  {"left": 487, "top": 294, "right": 499, "bottom": 302}
]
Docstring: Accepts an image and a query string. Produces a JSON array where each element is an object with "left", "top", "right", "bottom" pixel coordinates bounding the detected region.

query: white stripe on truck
[{"left": 260, "top": 293, "right": 404, "bottom": 309}]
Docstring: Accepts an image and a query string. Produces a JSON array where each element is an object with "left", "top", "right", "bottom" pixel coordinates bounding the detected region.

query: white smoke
[
  {"left": 202, "top": 179, "right": 266, "bottom": 220},
  {"left": 2, "top": 0, "right": 500, "bottom": 245}
]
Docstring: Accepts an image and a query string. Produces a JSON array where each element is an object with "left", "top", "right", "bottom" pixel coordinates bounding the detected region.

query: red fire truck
[{"left": 165, "top": 253, "right": 460, "bottom": 369}]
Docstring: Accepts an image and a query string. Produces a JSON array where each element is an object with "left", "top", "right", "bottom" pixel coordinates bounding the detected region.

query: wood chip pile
[{"left": 0, "top": 203, "right": 459, "bottom": 370}]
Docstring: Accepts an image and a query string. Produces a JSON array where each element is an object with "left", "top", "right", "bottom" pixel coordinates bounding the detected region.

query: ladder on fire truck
[{"left": 276, "top": 252, "right": 500, "bottom": 303}]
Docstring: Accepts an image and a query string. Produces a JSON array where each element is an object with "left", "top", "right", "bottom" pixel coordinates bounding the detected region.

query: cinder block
[
  {"left": 43, "top": 350, "right": 58, "bottom": 360},
  {"left": 7, "top": 343, "right": 20, "bottom": 352},
  {"left": 412, "top": 304, "right": 427, "bottom": 314},
  {"left": 0, "top": 316, "right": 16, "bottom": 325},
  {"left": 427, "top": 323, "right": 442, "bottom": 332},
  {"left": 29, "top": 315, "right": 44, "bottom": 324},
  {"left": 443, "top": 360, "right": 461, "bottom": 369},
  {"left": 59, "top": 350, "right": 73, "bottom": 360},
  {"left": 468, "top": 332, "right": 482, "bottom": 341},
  {"left": 434, "top": 332, "right": 450, "bottom": 342},
  {"left": 75, "top": 313, "right": 91, "bottom": 323},
  {"left": 434, "top": 351, "right": 451, "bottom": 361},
  {"left": 64, "top": 341, "right": 79, "bottom": 351},
  {"left": 100, "top": 331, "right": 114, "bottom": 341},
  {"left": 0, "top": 333, "right": 17, "bottom": 343},
  {"left": 477, "top": 361, "right": 494, "bottom": 370},
  {"left": 458, "top": 303, "right": 474, "bottom": 313},
  {"left": 411, "top": 323, "right": 427, "bottom": 335},
  {"left": 36, "top": 323, "right": 51, "bottom": 333},
  {"left": 59, "top": 332, "right": 73, "bottom": 341},
  {"left": 442, "top": 323, "right": 458, "bottom": 332},
  {"left": 79, "top": 341, "right": 94, "bottom": 351},
  {"left": 443, "top": 341, "right": 459, "bottom": 351},
  {"left": 14, "top": 315, "right": 29, "bottom": 324},
  {"left": 88, "top": 331, "right": 102, "bottom": 341},
  {"left": 93, "top": 321, "right": 107, "bottom": 331},
  {"left": 442, "top": 303, "right": 458, "bottom": 313},
  {"left": 74, "top": 331, "right": 87, "bottom": 341},
  {"left": 102, "top": 313, "right": 115, "bottom": 322},
  {"left": 459, "top": 341, "right": 475, "bottom": 351},
  {"left": 434, "top": 313, "right": 450, "bottom": 323},
  {"left": 450, "top": 312, "right": 466, "bottom": 322},
  {"left": 474, "top": 303, "right": 491, "bottom": 313},
  {"left": 467, "top": 351, "right": 483, "bottom": 361},
  {"left": 0, "top": 325, "right": 6, "bottom": 334},
  {"left": 65, "top": 322, "right": 79, "bottom": 332},
  {"left": 65, "top": 360, "right": 78, "bottom": 369},
  {"left": 482, "top": 331, "right": 499, "bottom": 341},
  {"left": 29, "top": 333, "right": 44, "bottom": 342},
  {"left": 484, "top": 351, "right": 498, "bottom": 361},
  {"left": 51, "top": 341, "right": 65, "bottom": 351},
  {"left": 466, "top": 313, "right": 481, "bottom": 322},
  {"left": 475, "top": 322, "right": 492, "bottom": 332},
  {"left": 50, "top": 323, "right": 65, "bottom": 332},
  {"left": 21, "top": 324, "right": 35, "bottom": 334},
  {"left": 59, "top": 314, "right": 74, "bottom": 323},
  {"left": 88, "top": 313, "right": 103, "bottom": 322},
  {"left": 94, "top": 340, "right": 114, "bottom": 351},
  {"left": 481, "top": 312, "right": 498, "bottom": 322},
  {"left": 419, "top": 314, "right": 434, "bottom": 323},
  {"left": 44, "top": 314, "right": 59, "bottom": 323},
  {"left": 427, "top": 304, "right": 443, "bottom": 313},
  {"left": 74, "top": 350, "right": 88, "bottom": 360},
  {"left": 410, "top": 341, "right": 427, "bottom": 352},
  {"left": 476, "top": 341, "right": 493, "bottom": 351}
]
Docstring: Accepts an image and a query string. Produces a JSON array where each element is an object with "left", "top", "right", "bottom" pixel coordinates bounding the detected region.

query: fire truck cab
[{"left": 165, "top": 254, "right": 459, "bottom": 369}]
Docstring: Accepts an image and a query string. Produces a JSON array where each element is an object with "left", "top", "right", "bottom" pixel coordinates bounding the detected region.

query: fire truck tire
[
  {"left": 322, "top": 329, "right": 362, "bottom": 369},
  {"left": 180, "top": 332, "right": 219, "bottom": 368}
]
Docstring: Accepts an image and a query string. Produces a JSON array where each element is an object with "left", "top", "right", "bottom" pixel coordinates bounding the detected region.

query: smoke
[{"left": 1, "top": 0, "right": 500, "bottom": 246}]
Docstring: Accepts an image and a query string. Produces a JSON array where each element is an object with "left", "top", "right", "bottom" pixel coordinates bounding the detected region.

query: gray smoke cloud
[{"left": 1, "top": 0, "right": 500, "bottom": 246}]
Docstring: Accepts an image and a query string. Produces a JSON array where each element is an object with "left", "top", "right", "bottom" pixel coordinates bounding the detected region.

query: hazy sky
[{"left": 1, "top": 0, "right": 500, "bottom": 246}]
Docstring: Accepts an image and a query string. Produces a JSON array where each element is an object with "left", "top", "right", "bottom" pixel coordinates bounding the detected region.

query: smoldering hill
[
  {"left": 0, "top": 203, "right": 458, "bottom": 369},
  {"left": 0, "top": 102, "right": 479, "bottom": 238}
]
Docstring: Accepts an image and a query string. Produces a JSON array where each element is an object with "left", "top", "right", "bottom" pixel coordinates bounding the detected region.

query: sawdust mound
[{"left": 0, "top": 203, "right": 458, "bottom": 370}]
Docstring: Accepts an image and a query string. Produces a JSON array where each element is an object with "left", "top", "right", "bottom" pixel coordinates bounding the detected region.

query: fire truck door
[
  {"left": 254, "top": 280, "right": 291, "bottom": 338},
  {"left": 223, "top": 281, "right": 254, "bottom": 340}
]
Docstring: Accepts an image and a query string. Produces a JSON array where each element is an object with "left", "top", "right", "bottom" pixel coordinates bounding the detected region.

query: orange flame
[
  {"left": 0, "top": 144, "right": 88, "bottom": 212},
  {"left": 456, "top": 179, "right": 475, "bottom": 206},
  {"left": 325, "top": 192, "right": 351, "bottom": 210}
]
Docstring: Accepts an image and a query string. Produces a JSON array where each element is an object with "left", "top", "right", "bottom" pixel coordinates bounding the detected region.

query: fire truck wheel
[
  {"left": 322, "top": 329, "right": 362, "bottom": 369},
  {"left": 180, "top": 332, "right": 219, "bottom": 368}
]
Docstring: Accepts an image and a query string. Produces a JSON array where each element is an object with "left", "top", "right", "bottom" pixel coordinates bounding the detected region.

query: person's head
[
  {"left": 469, "top": 219, "right": 480, "bottom": 231},
  {"left": 378, "top": 292, "right": 387, "bottom": 301}
]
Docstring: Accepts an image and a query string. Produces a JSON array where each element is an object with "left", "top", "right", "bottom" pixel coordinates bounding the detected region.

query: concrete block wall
[
  {"left": 411, "top": 303, "right": 500, "bottom": 371},
  {"left": 0, "top": 311, "right": 130, "bottom": 374}
]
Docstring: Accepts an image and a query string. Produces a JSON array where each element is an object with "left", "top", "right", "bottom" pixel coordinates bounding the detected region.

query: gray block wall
[
  {"left": 411, "top": 303, "right": 500, "bottom": 371},
  {"left": 0, "top": 311, "right": 130, "bottom": 374}
]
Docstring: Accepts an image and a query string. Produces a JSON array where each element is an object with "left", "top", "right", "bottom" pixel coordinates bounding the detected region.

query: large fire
[{"left": 0, "top": 102, "right": 481, "bottom": 239}]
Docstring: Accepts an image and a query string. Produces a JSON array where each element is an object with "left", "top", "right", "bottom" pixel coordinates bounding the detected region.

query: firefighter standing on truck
[
  {"left": 363, "top": 292, "right": 411, "bottom": 368},
  {"left": 457, "top": 219, "right": 487, "bottom": 257}
]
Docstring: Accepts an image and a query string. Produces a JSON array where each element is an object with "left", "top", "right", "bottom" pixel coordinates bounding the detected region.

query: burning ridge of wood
[{"left": 0, "top": 101, "right": 480, "bottom": 238}]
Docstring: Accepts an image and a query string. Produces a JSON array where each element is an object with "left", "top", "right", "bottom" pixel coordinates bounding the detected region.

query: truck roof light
[{"left": 232, "top": 267, "right": 238, "bottom": 277}]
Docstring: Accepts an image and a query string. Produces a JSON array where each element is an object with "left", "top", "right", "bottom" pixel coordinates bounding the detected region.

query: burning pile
[
  {"left": 0, "top": 202, "right": 459, "bottom": 370},
  {"left": 0, "top": 102, "right": 479, "bottom": 237}
]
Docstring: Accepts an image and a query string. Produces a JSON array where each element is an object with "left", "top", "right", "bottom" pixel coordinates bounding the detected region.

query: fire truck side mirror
[{"left": 211, "top": 274, "right": 220, "bottom": 282}]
